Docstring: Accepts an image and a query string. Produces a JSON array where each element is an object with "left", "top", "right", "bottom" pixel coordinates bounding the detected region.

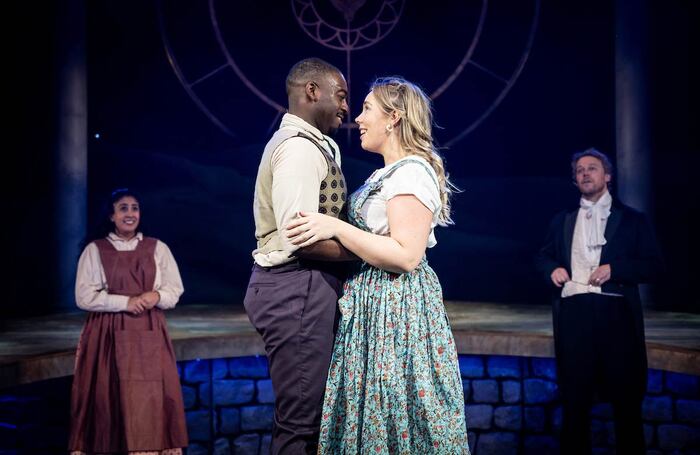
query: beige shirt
[
  {"left": 75, "top": 232, "right": 184, "bottom": 312},
  {"left": 252, "top": 113, "right": 341, "bottom": 267}
]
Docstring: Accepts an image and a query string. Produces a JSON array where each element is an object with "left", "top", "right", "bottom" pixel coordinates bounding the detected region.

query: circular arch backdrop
[{"left": 157, "top": 0, "right": 540, "bottom": 146}]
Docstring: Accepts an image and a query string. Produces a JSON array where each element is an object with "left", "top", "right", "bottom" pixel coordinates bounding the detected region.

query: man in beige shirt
[{"left": 244, "top": 57, "right": 354, "bottom": 455}]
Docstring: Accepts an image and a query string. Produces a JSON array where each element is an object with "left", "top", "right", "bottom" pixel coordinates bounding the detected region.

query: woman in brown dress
[{"left": 69, "top": 188, "right": 188, "bottom": 454}]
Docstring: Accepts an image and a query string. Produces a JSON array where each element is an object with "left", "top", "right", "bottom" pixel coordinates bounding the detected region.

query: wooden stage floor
[{"left": 1, "top": 302, "right": 699, "bottom": 388}]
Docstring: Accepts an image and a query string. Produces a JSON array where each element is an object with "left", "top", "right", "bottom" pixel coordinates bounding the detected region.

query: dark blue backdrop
[{"left": 9, "top": 0, "right": 696, "bottom": 315}]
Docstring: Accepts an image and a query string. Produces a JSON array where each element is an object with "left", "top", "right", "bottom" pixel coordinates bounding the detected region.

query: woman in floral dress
[{"left": 286, "top": 77, "right": 469, "bottom": 454}]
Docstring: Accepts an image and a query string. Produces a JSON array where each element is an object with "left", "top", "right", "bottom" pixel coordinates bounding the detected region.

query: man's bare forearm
[{"left": 295, "top": 239, "right": 358, "bottom": 262}]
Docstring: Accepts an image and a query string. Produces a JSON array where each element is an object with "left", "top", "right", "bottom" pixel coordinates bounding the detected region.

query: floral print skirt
[{"left": 318, "top": 260, "right": 470, "bottom": 454}]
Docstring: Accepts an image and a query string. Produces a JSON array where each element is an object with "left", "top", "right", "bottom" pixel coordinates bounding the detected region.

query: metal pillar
[
  {"left": 615, "top": 0, "right": 652, "bottom": 214},
  {"left": 54, "top": 0, "right": 87, "bottom": 308}
]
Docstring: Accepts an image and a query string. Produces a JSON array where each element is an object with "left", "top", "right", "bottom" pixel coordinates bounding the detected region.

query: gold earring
[{"left": 385, "top": 124, "right": 393, "bottom": 133}]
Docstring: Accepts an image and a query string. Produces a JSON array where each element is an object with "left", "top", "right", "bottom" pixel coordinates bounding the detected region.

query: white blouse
[
  {"left": 75, "top": 232, "right": 184, "bottom": 312},
  {"left": 359, "top": 156, "right": 442, "bottom": 248}
]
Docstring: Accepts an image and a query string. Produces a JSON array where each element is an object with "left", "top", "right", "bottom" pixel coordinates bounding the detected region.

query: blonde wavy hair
[{"left": 370, "top": 76, "right": 456, "bottom": 225}]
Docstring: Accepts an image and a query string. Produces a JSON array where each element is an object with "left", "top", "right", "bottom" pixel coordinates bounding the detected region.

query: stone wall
[
  {"left": 180, "top": 356, "right": 274, "bottom": 454},
  {"left": 1, "top": 354, "right": 698, "bottom": 453},
  {"left": 180, "top": 354, "right": 700, "bottom": 454},
  {"left": 457, "top": 355, "right": 700, "bottom": 454}
]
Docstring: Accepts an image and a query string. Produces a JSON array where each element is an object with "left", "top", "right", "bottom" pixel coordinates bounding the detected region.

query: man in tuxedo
[{"left": 535, "top": 148, "right": 663, "bottom": 454}]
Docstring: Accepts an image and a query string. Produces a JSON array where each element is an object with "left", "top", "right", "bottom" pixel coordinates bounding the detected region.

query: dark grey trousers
[
  {"left": 244, "top": 261, "right": 343, "bottom": 455},
  {"left": 557, "top": 293, "right": 646, "bottom": 455}
]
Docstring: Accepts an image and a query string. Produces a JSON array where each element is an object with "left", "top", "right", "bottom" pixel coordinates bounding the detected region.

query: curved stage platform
[{"left": 1, "top": 302, "right": 699, "bottom": 388}]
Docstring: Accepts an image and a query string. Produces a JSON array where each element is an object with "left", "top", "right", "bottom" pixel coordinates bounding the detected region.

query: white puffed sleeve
[
  {"left": 382, "top": 161, "right": 441, "bottom": 219},
  {"left": 154, "top": 240, "right": 185, "bottom": 310}
]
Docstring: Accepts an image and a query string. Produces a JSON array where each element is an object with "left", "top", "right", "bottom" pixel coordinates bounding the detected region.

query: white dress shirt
[{"left": 562, "top": 191, "right": 621, "bottom": 298}]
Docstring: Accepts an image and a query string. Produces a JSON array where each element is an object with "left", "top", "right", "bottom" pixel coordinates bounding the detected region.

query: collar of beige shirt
[{"left": 280, "top": 113, "right": 340, "bottom": 162}]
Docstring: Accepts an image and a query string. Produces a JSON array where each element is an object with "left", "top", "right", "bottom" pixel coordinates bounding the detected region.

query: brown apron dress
[{"left": 69, "top": 237, "right": 188, "bottom": 453}]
